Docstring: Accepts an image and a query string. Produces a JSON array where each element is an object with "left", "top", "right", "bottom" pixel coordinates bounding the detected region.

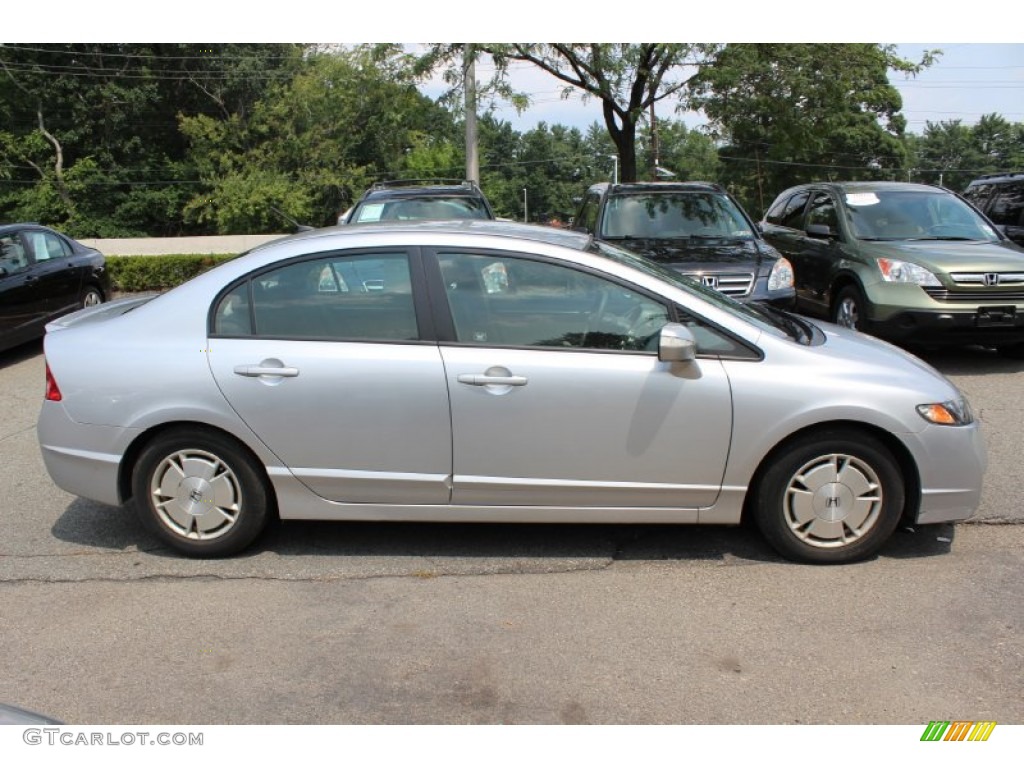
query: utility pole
[
  {"left": 523, "top": 188, "right": 528, "bottom": 222},
  {"left": 464, "top": 43, "right": 479, "bottom": 183},
  {"left": 650, "top": 102, "right": 659, "bottom": 181}
]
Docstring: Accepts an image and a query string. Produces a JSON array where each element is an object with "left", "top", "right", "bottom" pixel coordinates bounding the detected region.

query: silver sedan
[{"left": 37, "top": 221, "right": 985, "bottom": 563}]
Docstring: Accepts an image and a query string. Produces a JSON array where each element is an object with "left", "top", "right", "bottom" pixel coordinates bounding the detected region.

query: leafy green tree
[
  {"left": 0, "top": 44, "right": 304, "bottom": 236},
  {"left": 180, "top": 48, "right": 459, "bottom": 232},
  {"left": 690, "top": 44, "right": 934, "bottom": 213}
]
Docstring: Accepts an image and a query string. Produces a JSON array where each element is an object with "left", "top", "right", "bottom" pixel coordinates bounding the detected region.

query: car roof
[
  {"left": 591, "top": 181, "right": 726, "bottom": 195},
  {"left": 359, "top": 182, "right": 485, "bottom": 202},
  {"left": 253, "top": 219, "right": 593, "bottom": 253},
  {"left": 966, "top": 173, "right": 1024, "bottom": 187},
  {"left": 784, "top": 181, "right": 949, "bottom": 195}
]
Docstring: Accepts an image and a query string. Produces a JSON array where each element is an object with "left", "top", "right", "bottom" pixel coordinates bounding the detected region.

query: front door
[{"left": 431, "top": 250, "right": 733, "bottom": 510}]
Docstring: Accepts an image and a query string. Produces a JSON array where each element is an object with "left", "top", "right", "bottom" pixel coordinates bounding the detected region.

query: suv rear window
[{"left": 352, "top": 196, "right": 491, "bottom": 223}]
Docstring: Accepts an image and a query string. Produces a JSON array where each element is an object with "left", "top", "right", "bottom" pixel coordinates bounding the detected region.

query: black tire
[
  {"left": 132, "top": 427, "right": 271, "bottom": 557},
  {"left": 832, "top": 284, "right": 867, "bottom": 331},
  {"left": 80, "top": 285, "right": 103, "bottom": 309},
  {"left": 996, "top": 343, "right": 1024, "bottom": 360},
  {"left": 752, "top": 429, "right": 905, "bottom": 564}
]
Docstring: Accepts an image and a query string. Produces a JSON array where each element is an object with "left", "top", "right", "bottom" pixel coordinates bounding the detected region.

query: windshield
[
  {"left": 600, "top": 192, "right": 756, "bottom": 241},
  {"left": 590, "top": 240, "right": 795, "bottom": 341},
  {"left": 352, "top": 196, "right": 490, "bottom": 223},
  {"left": 844, "top": 190, "right": 1000, "bottom": 242}
]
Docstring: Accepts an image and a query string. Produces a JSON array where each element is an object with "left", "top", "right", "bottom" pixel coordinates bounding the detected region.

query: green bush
[{"left": 107, "top": 254, "right": 239, "bottom": 292}]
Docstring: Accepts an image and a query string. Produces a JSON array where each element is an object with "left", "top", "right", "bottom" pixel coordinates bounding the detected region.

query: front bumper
[{"left": 910, "top": 421, "right": 987, "bottom": 524}]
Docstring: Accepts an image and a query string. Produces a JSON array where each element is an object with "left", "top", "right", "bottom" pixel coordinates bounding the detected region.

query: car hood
[
  {"left": 612, "top": 237, "right": 778, "bottom": 271},
  {"left": 856, "top": 238, "right": 1024, "bottom": 272},
  {"left": 804, "top": 318, "right": 959, "bottom": 397}
]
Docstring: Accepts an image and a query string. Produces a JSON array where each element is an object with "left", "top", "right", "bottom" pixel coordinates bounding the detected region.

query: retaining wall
[{"left": 78, "top": 234, "right": 289, "bottom": 256}]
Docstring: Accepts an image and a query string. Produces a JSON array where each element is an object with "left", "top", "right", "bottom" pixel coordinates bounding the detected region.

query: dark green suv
[{"left": 761, "top": 181, "right": 1024, "bottom": 355}]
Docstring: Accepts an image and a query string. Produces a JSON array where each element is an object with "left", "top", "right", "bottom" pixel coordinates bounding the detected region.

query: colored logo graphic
[{"left": 921, "top": 721, "right": 996, "bottom": 742}]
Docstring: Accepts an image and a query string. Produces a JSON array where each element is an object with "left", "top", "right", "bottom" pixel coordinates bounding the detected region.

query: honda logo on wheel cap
[{"left": 984, "top": 273, "right": 1000, "bottom": 286}]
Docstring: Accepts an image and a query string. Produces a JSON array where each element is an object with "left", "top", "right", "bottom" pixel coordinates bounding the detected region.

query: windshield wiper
[
  {"left": 751, "top": 303, "right": 813, "bottom": 344},
  {"left": 907, "top": 236, "right": 977, "bottom": 242}
]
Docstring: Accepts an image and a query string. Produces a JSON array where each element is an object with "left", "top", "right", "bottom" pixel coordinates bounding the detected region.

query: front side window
[
  {"left": 806, "top": 193, "right": 839, "bottom": 234},
  {"left": 576, "top": 192, "right": 601, "bottom": 233},
  {"left": 213, "top": 252, "right": 418, "bottom": 341},
  {"left": 0, "top": 233, "right": 28, "bottom": 274},
  {"left": 438, "top": 251, "right": 670, "bottom": 352},
  {"left": 989, "top": 186, "right": 1024, "bottom": 227}
]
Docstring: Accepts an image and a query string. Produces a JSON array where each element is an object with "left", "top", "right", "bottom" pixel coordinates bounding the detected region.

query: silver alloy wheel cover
[
  {"left": 149, "top": 449, "right": 242, "bottom": 540},
  {"left": 835, "top": 296, "right": 859, "bottom": 329},
  {"left": 82, "top": 290, "right": 101, "bottom": 307},
  {"left": 783, "top": 453, "right": 883, "bottom": 548}
]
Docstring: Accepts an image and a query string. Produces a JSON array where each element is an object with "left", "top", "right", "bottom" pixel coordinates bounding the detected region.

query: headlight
[
  {"left": 767, "top": 257, "right": 794, "bottom": 291},
  {"left": 877, "top": 258, "right": 941, "bottom": 286},
  {"left": 917, "top": 398, "right": 974, "bottom": 426}
]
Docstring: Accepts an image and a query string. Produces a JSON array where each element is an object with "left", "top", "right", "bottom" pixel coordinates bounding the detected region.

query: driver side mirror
[
  {"left": 658, "top": 323, "right": 697, "bottom": 363},
  {"left": 806, "top": 223, "right": 836, "bottom": 240}
]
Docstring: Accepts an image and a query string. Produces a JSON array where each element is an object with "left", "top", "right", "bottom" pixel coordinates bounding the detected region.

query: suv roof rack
[
  {"left": 369, "top": 179, "right": 479, "bottom": 191},
  {"left": 972, "top": 172, "right": 1024, "bottom": 182}
]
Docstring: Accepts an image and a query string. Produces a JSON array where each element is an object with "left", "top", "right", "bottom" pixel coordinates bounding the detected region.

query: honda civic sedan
[{"left": 37, "top": 221, "right": 985, "bottom": 564}]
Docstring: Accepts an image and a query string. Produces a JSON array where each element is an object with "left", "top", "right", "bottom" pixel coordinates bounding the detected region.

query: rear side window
[
  {"left": 213, "top": 252, "right": 418, "bottom": 341},
  {"left": 988, "top": 185, "right": 1024, "bottom": 227}
]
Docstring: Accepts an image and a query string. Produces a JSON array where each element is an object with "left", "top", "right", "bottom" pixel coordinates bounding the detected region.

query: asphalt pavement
[{"left": 0, "top": 339, "right": 1021, "bottom": 725}]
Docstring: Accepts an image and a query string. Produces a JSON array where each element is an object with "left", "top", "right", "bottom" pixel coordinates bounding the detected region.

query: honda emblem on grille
[
  {"left": 984, "top": 273, "right": 1000, "bottom": 286},
  {"left": 701, "top": 275, "right": 719, "bottom": 289}
]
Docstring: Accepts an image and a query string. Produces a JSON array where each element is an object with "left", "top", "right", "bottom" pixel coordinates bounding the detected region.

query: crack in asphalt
[{"left": 0, "top": 424, "right": 37, "bottom": 443}]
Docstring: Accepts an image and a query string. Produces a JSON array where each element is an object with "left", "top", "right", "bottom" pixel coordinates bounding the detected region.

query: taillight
[{"left": 45, "top": 362, "right": 62, "bottom": 402}]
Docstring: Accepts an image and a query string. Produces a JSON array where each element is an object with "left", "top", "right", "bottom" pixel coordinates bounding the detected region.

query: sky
[
  {"left": 418, "top": 44, "right": 1024, "bottom": 136},
  {"left": 12, "top": 2, "right": 1024, "bottom": 139}
]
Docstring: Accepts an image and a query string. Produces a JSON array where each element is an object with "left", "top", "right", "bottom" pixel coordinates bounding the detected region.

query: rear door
[
  {"left": 22, "top": 228, "right": 82, "bottom": 317},
  {"left": 206, "top": 248, "right": 452, "bottom": 504}
]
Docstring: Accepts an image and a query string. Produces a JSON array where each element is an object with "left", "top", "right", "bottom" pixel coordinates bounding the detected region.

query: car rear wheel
[
  {"left": 752, "top": 429, "right": 905, "bottom": 564},
  {"left": 832, "top": 285, "right": 866, "bottom": 331},
  {"left": 80, "top": 286, "right": 103, "bottom": 309},
  {"left": 132, "top": 428, "right": 271, "bottom": 557},
  {"left": 995, "top": 343, "right": 1024, "bottom": 360}
]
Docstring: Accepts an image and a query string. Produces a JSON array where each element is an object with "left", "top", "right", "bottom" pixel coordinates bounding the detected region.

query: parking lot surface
[{"left": 1, "top": 340, "right": 1021, "bottom": 724}]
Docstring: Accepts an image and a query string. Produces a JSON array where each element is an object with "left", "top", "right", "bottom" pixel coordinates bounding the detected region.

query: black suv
[
  {"left": 962, "top": 173, "right": 1024, "bottom": 247},
  {"left": 572, "top": 182, "right": 794, "bottom": 306},
  {"left": 339, "top": 179, "right": 496, "bottom": 225}
]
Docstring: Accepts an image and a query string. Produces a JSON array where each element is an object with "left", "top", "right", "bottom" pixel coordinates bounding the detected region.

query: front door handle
[
  {"left": 457, "top": 373, "right": 528, "bottom": 387},
  {"left": 234, "top": 364, "right": 300, "bottom": 378}
]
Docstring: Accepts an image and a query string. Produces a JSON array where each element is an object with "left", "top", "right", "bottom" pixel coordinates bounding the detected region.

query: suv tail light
[{"left": 45, "top": 362, "right": 62, "bottom": 402}]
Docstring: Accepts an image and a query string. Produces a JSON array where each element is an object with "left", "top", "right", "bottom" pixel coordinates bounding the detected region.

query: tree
[
  {"left": 689, "top": 44, "right": 935, "bottom": 213},
  {"left": 419, "top": 44, "right": 716, "bottom": 184},
  {"left": 0, "top": 43, "right": 304, "bottom": 236},
  {"left": 180, "top": 47, "right": 458, "bottom": 232}
]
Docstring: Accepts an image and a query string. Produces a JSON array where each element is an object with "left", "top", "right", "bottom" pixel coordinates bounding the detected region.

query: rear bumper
[{"left": 37, "top": 401, "right": 137, "bottom": 507}]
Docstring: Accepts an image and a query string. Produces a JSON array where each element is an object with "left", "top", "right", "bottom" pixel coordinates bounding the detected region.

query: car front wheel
[
  {"left": 832, "top": 285, "right": 866, "bottom": 331},
  {"left": 132, "top": 428, "right": 271, "bottom": 557},
  {"left": 752, "top": 429, "right": 905, "bottom": 564}
]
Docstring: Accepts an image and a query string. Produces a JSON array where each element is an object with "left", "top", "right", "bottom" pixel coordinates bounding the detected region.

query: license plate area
[{"left": 976, "top": 306, "right": 1017, "bottom": 327}]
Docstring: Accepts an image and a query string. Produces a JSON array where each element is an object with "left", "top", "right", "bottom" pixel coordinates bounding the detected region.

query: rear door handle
[
  {"left": 457, "top": 374, "right": 528, "bottom": 386},
  {"left": 234, "top": 365, "right": 300, "bottom": 378}
]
